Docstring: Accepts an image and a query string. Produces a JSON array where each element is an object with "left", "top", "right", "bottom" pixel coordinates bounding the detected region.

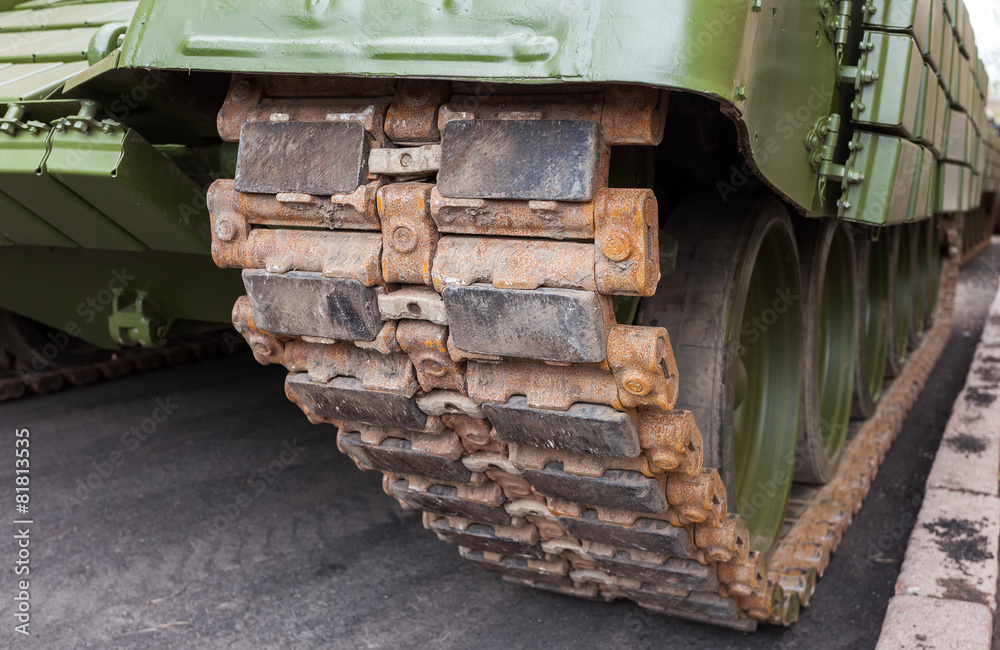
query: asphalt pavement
[{"left": 1, "top": 242, "right": 998, "bottom": 650}]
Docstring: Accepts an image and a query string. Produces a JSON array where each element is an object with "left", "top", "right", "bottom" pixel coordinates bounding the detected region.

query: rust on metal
[
  {"left": 377, "top": 183, "right": 438, "bottom": 285},
  {"left": 693, "top": 514, "right": 749, "bottom": 564},
  {"left": 717, "top": 551, "right": 766, "bottom": 598},
  {"left": 417, "top": 391, "right": 483, "bottom": 418},
  {"left": 217, "top": 75, "right": 265, "bottom": 142},
  {"left": 429, "top": 187, "right": 595, "bottom": 240},
  {"left": 232, "top": 297, "right": 418, "bottom": 396},
  {"left": 353, "top": 321, "right": 401, "bottom": 355},
  {"left": 209, "top": 180, "right": 381, "bottom": 231},
  {"left": 207, "top": 75, "right": 966, "bottom": 629},
  {"left": 466, "top": 359, "right": 621, "bottom": 411},
  {"left": 431, "top": 236, "right": 595, "bottom": 292},
  {"left": 220, "top": 95, "right": 391, "bottom": 144},
  {"left": 442, "top": 414, "right": 504, "bottom": 454},
  {"left": 385, "top": 79, "right": 452, "bottom": 144},
  {"left": 600, "top": 85, "right": 668, "bottom": 145},
  {"left": 209, "top": 203, "right": 384, "bottom": 285},
  {"left": 606, "top": 325, "right": 678, "bottom": 411},
  {"left": 508, "top": 442, "right": 657, "bottom": 480},
  {"left": 378, "top": 286, "right": 448, "bottom": 325},
  {"left": 486, "top": 470, "right": 537, "bottom": 501},
  {"left": 594, "top": 188, "right": 660, "bottom": 296},
  {"left": 637, "top": 409, "right": 703, "bottom": 476},
  {"left": 396, "top": 320, "right": 466, "bottom": 393},
  {"left": 438, "top": 93, "right": 604, "bottom": 134},
  {"left": 370, "top": 145, "right": 442, "bottom": 177},
  {"left": 665, "top": 469, "right": 727, "bottom": 527},
  {"left": 737, "top": 580, "right": 784, "bottom": 622},
  {"left": 338, "top": 420, "right": 465, "bottom": 461},
  {"left": 776, "top": 567, "right": 816, "bottom": 607}
]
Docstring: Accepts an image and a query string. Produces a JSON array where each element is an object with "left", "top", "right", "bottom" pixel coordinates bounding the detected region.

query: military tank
[{"left": 1, "top": 0, "right": 998, "bottom": 630}]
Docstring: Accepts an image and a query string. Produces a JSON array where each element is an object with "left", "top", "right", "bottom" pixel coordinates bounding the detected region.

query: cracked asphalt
[{"left": 0, "top": 242, "right": 997, "bottom": 650}]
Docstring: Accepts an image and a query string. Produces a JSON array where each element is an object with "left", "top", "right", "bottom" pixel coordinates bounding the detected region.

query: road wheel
[
  {"left": 851, "top": 227, "right": 891, "bottom": 418},
  {"left": 886, "top": 226, "right": 912, "bottom": 378},
  {"left": 637, "top": 195, "right": 803, "bottom": 554},
  {"left": 794, "top": 219, "right": 857, "bottom": 484},
  {"left": 924, "top": 217, "right": 942, "bottom": 325},
  {"left": 909, "top": 223, "right": 928, "bottom": 347}
]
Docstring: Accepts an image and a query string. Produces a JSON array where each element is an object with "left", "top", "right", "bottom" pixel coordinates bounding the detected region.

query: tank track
[
  {"left": 0, "top": 333, "right": 245, "bottom": 403},
  {"left": 210, "top": 76, "right": 959, "bottom": 629}
]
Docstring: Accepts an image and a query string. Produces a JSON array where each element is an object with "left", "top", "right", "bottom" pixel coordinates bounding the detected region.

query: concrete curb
[{"left": 876, "top": 282, "right": 1000, "bottom": 650}]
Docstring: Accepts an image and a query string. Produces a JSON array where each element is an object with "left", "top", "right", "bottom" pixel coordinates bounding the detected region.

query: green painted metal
[
  {"left": 926, "top": 218, "right": 940, "bottom": 321},
  {"left": 937, "top": 161, "right": 965, "bottom": 212},
  {"left": 904, "top": 146, "right": 935, "bottom": 222},
  {"left": 0, "top": 244, "right": 242, "bottom": 348},
  {"left": 0, "top": 106, "right": 144, "bottom": 249},
  {"left": 0, "top": 1, "right": 135, "bottom": 33},
  {"left": 0, "top": 0, "right": 138, "bottom": 101},
  {"left": 933, "top": 80, "right": 949, "bottom": 156},
  {"left": 729, "top": 216, "right": 802, "bottom": 554},
  {"left": 0, "top": 0, "right": 992, "bottom": 348},
  {"left": 926, "top": 0, "right": 943, "bottom": 72},
  {"left": 853, "top": 32, "right": 924, "bottom": 138},
  {"left": 120, "top": 0, "right": 748, "bottom": 92},
  {"left": 911, "top": 221, "right": 929, "bottom": 338},
  {"left": 46, "top": 112, "right": 211, "bottom": 254},
  {"left": 0, "top": 60, "right": 89, "bottom": 101},
  {"left": 0, "top": 99, "right": 211, "bottom": 253},
  {"left": 892, "top": 227, "right": 912, "bottom": 366},
  {"left": 107, "top": 288, "right": 169, "bottom": 347},
  {"left": 841, "top": 132, "right": 920, "bottom": 224},
  {"left": 119, "top": 0, "right": 842, "bottom": 212},
  {"left": 914, "top": 63, "right": 937, "bottom": 150},
  {"left": 863, "top": 0, "right": 932, "bottom": 53},
  {"left": 0, "top": 186, "right": 73, "bottom": 246},
  {"left": 816, "top": 225, "right": 855, "bottom": 463},
  {"left": 863, "top": 232, "right": 891, "bottom": 404},
  {"left": 944, "top": 108, "right": 970, "bottom": 163}
]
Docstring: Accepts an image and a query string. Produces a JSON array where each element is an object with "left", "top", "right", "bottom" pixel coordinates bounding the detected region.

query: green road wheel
[
  {"left": 637, "top": 195, "right": 802, "bottom": 555},
  {"left": 794, "top": 219, "right": 857, "bottom": 484},
  {"left": 886, "top": 226, "right": 912, "bottom": 378},
  {"left": 910, "top": 223, "right": 928, "bottom": 347},
  {"left": 851, "top": 227, "right": 891, "bottom": 418},
  {"left": 926, "top": 216, "right": 941, "bottom": 325}
]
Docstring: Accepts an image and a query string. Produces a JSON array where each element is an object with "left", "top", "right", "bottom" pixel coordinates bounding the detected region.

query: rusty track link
[
  {"left": 212, "top": 75, "right": 959, "bottom": 629},
  {"left": 0, "top": 334, "right": 245, "bottom": 403}
]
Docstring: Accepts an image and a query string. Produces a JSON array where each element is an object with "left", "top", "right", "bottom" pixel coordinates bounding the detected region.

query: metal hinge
[
  {"left": 821, "top": 0, "right": 853, "bottom": 63},
  {"left": 805, "top": 114, "right": 864, "bottom": 205},
  {"left": 52, "top": 100, "right": 121, "bottom": 136},
  {"left": 0, "top": 104, "right": 46, "bottom": 137}
]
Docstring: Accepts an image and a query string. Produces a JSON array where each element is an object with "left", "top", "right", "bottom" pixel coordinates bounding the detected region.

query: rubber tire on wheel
[
  {"left": 794, "top": 218, "right": 857, "bottom": 484},
  {"left": 851, "top": 227, "right": 891, "bottom": 419},
  {"left": 0, "top": 308, "right": 108, "bottom": 370},
  {"left": 636, "top": 195, "right": 803, "bottom": 554}
]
